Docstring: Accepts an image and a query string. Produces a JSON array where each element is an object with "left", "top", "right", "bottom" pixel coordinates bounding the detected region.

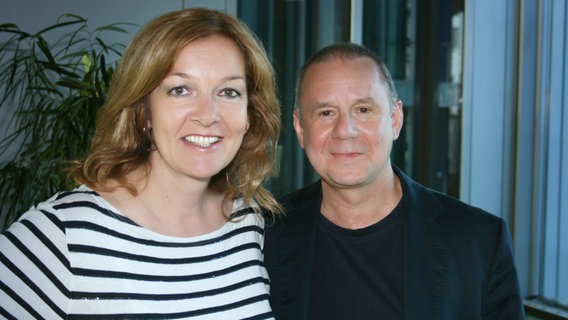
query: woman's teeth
[{"left": 184, "top": 136, "right": 219, "bottom": 147}]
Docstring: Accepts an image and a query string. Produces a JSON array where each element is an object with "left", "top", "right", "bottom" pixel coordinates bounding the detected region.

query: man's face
[{"left": 293, "top": 56, "right": 403, "bottom": 190}]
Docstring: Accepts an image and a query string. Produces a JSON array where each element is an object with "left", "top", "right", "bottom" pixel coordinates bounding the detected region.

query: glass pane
[
  {"left": 239, "top": 0, "right": 351, "bottom": 196},
  {"left": 362, "top": 0, "right": 464, "bottom": 197},
  {"left": 239, "top": 0, "right": 464, "bottom": 198}
]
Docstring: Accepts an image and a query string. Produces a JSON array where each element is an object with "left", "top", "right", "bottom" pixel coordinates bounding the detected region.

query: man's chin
[{"left": 321, "top": 175, "right": 369, "bottom": 190}]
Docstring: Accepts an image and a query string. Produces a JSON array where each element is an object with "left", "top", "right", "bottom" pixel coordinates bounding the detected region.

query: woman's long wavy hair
[{"left": 69, "top": 8, "right": 282, "bottom": 216}]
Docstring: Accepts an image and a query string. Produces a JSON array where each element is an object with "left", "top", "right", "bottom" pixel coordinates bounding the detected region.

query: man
[{"left": 264, "top": 43, "right": 525, "bottom": 319}]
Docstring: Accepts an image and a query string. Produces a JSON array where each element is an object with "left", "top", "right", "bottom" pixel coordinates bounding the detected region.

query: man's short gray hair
[{"left": 294, "top": 42, "right": 399, "bottom": 118}]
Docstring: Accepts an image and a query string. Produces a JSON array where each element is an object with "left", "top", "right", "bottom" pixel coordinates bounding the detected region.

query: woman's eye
[
  {"left": 220, "top": 88, "right": 242, "bottom": 99},
  {"left": 168, "top": 86, "right": 190, "bottom": 96}
]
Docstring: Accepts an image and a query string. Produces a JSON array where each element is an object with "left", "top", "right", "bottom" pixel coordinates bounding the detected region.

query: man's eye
[
  {"left": 220, "top": 88, "right": 242, "bottom": 99},
  {"left": 320, "top": 110, "right": 333, "bottom": 117}
]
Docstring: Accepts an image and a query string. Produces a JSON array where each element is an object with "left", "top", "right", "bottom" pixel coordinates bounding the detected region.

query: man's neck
[{"left": 320, "top": 171, "right": 402, "bottom": 229}]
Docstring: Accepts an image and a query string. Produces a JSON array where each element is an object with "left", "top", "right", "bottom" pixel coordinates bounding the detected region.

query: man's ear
[
  {"left": 292, "top": 111, "right": 305, "bottom": 148},
  {"left": 391, "top": 99, "right": 404, "bottom": 140}
]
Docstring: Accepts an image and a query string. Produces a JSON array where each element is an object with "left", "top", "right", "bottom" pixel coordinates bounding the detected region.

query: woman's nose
[{"left": 191, "top": 96, "right": 220, "bottom": 127}]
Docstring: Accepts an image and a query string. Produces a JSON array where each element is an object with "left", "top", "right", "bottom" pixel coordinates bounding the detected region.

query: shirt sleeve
[
  {"left": 482, "top": 220, "right": 526, "bottom": 320},
  {"left": 0, "top": 207, "right": 72, "bottom": 319}
]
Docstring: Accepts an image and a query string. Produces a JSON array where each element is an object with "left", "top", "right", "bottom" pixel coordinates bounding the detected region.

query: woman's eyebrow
[{"left": 167, "top": 72, "right": 245, "bottom": 83}]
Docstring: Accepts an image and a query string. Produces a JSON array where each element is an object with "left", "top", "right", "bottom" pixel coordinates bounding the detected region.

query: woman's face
[{"left": 146, "top": 35, "right": 249, "bottom": 183}]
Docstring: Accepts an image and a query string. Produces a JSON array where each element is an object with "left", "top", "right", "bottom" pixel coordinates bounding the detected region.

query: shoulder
[
  {"left": 397, "top": 167, "right": 508, "bottom": 248},
  {"left": 33, "top": 185, "right": 100, "bottom": 210},
  {"left": 0, "top": 188, "right": 99, "bottom": 271},
  {"left": 7, "top": 186, "right": 98, "bottom": 227},
  {"left": 3, "top": 185, "right": 121, "bottom": 241},
  {"left": 397, "top": 167, "right": 502, "bottom": 225},
  {"left": 397, "top": 170, "right": 515, "bottom": 275},
  {"left": 430, "top": 188, "right": 506, "bottom": 238},
  {"left": 278, "top": 181, "right": 322, "bottom": 214},
  {"left": 262, "top": 181, "right": 322, "bottom": 227}
]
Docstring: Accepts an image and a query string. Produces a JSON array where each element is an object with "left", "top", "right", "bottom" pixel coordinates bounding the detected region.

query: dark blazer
[{"left": 264, "top": 167, "right": 525, "bottom": 320}]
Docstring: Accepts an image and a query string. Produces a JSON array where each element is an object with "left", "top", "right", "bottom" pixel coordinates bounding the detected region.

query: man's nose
[{"left": 332, "top": 113, "right": 358, "bottom": 139}]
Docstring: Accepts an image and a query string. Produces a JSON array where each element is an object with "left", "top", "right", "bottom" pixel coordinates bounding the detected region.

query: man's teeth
[{"left": 184, "top": 136, "right": 219, "bottom": 147}]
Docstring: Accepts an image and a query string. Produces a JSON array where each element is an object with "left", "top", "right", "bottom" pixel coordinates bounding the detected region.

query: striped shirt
[{"left": 0, "top": 185, "right": 273, "bottom": 319}]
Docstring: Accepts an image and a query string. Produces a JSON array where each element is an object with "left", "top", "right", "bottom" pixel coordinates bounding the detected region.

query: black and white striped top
[{"left": 0, "top": 185, "right": 273, "bottom": 319}]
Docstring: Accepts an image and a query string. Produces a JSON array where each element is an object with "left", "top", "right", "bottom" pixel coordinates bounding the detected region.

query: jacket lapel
[
  {"left": 271, "top": 182, "right": 322, "bottom": 320},
  {"left": 397, "top": 169, "right": 450, "bottom": 319}
]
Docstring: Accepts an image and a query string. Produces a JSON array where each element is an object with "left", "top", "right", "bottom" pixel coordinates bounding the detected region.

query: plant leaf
[{"left": 0, "top": 14, "right": 126, "bottom": 230}]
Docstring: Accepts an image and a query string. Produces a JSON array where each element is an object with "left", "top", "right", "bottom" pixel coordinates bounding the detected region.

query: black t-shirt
[{"left": 308, "top": 201, "right": 405, "bottom": 319}]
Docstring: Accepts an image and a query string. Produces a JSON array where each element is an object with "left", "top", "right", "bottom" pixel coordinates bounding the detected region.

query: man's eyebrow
[
  {"left": 313, "top": 102, "right": 334, "bottom": 109},
  {"left": 352, "top": 97, "right": 376, "bottom": 105}
]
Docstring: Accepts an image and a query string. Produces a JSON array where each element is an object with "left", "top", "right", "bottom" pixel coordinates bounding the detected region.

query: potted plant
[{"left": 0, "top": 14, "right": 132, "bottom": 230}]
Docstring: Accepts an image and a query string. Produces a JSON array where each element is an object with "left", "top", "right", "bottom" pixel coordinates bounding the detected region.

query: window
[
  {"left": 239, "top": 0, "right": 465, "bottom": 198},
  {"left": 516, "top": 0, "right": 568, "bottom": 316},
  {"left": 238, "top": 0, "right": 352, "bottom": 196},
  {"left": 238, "top": 0, "right": 568, "bottom": 317},
  {"left": 361, "top": 0, "right": 464, "bottom": 197}
]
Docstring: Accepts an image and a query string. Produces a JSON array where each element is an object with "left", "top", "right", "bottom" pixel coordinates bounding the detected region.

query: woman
[{"left": 0, "top": 8, "right": 281, "bottom": 319}]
